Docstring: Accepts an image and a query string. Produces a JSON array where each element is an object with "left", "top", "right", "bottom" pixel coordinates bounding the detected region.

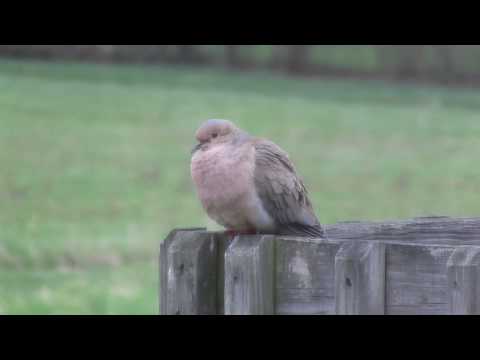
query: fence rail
[{"left": 159, "top": 217, "right": 480, "bottom": 315}]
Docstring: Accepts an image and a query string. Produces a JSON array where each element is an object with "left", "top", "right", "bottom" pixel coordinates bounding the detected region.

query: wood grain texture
[
  {"left": 214, "top": 232, "right": 235, "bottom": 314},
  {"left": 385, "top": 243, "right": 454, "bottom": 315},
  {"left": 163, "top": 229, "right": 218, "bottom": 315},
  {"left": 275, "top": 237, "right": 340, "bottom": 315},
  {"left": 447, "top": 246, "right": 480, "bottom": 314},
  {"left": 335, "top": 242, "right": 386, "bottom": 314},
  {"left": 224, "top": 235, "right": 275, "bottom": 315},
  {"left": 326, "top": 216, "right": 480, "bottom": 245},
  {"left": 159, "top": 228, "right": 205, "bottom": 314}
]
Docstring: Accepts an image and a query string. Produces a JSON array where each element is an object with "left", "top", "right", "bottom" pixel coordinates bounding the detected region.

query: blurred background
[{"left": 1, "top": 45, "right": 480, "bottom": 314}]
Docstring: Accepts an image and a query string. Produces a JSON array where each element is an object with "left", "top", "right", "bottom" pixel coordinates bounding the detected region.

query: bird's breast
[
  {"left": 190, "top": 143, "right": 275, "bottom": 231},
  {"left": 191, "top": 143, "right": 254, "bottom": 204}
]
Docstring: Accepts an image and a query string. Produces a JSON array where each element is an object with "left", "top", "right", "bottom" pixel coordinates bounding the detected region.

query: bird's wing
[{"left": 253, "top": 138, "right": 325, "bottom": 238}]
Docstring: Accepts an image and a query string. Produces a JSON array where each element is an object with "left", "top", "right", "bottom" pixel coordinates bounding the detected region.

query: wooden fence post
[
  {"left": 160, "top": 228, "right": 219, "bottom": 315},
  {"left": 335, "top": 242, "right": 386, "bottom": 314},
  {"left": 224, "top": 235, "right": 275, "bottom": 315},
  {"left": 447, "top": 246, "right": 480, "bottom": 314}
]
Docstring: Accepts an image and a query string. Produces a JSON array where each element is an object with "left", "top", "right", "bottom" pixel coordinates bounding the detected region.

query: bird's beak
[{"left": 191, "top": 143, "right": 202, "bottom": 155}]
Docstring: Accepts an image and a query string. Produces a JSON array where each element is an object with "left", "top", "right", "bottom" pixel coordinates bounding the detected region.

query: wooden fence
[{"left": 159, "top": 217, "right": 480, "bottom": 315}]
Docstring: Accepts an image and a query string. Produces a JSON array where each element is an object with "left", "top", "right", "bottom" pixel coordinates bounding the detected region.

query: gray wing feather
[{"left": 253, "top": 139, "right": 325, "bottom": 238}]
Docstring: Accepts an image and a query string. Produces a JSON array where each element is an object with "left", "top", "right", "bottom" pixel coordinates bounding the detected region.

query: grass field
[{"left": 1, "top": 59, "right": 480, "bottom": 314}]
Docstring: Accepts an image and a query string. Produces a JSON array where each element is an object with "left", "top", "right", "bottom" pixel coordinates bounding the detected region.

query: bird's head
[{"left": 192, "top": 119, "right": 241, "bottom": 154}]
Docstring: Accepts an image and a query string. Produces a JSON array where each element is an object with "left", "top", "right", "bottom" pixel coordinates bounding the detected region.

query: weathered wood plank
[
  {"left": 214, "top": 232, "right": 235, "bottom": 314},
  {"left": 335, "top": 242, "right": 386, "bottom": 315},
  {"left": 275, "top": 237, "right": 340, "bottom": 315},
  {"left": 224, "top": 235, "right": 275, "bottom": 315},
  {"left": 159, "top": 239, "right": 167, "bottom": 315},
  {"left": 159, "top": 228, "right": 205, "bottom": 314},
  {"left": 162, "top": 229, "right": 218, "bottom": 315},
  {"left": 326, "top": 216, "right": 480, "bottom": 245},
  {"left": 447, "top": 246, "right": 480, "bottom": 314},
  {"left": 385, "top": 243, "right": 454, "bottom": 315}
]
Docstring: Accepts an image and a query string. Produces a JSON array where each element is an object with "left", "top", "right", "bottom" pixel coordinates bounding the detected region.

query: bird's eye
[{"left": 212, "top": 133, "right": 218, "bottom": 139}]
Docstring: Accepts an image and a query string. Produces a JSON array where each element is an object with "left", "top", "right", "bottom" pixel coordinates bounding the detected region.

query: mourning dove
[{"left": 190, "top": 119, "right": 325, "bottom": 238}]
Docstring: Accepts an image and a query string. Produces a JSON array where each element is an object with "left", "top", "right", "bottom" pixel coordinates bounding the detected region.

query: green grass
[
  {"left": 0, "top": 262, "right": 157, "bottom": 314},
  {"left": 1, "top": 58, "right": 480, "bottom": 314}
]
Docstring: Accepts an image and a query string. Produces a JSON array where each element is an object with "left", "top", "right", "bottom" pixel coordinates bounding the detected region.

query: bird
[{"left": 190, "top": 119, "right": 325, "bottom": 238}]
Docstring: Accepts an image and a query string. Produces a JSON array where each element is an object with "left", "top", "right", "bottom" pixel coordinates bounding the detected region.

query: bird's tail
[{"left": 277, "top": 222, "right": 326, "bottom": 239}]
